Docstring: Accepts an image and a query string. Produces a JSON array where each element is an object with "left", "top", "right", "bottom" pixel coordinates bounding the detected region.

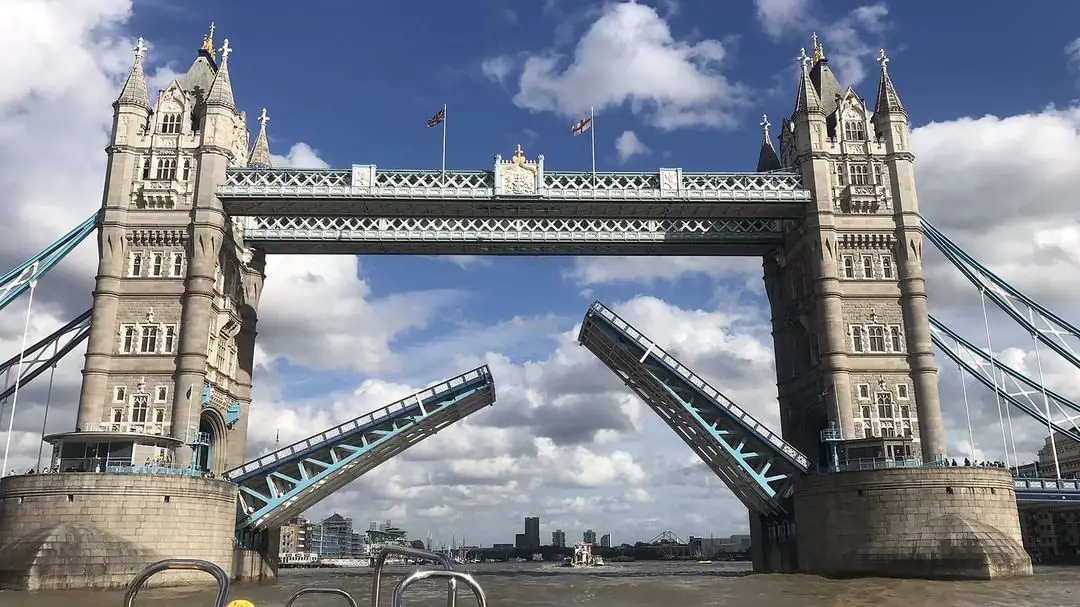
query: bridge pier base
[
  {"left": 756, "top": 467, "right": 1033, "bottom": 580},
  {"left": 232, "top": 527, "right": 279, "bottom": 583},
  {"left": 749, "top": 510, "right": 798, "bottom": 573},
  {"left": 0, "top": 473, "right": 238, "bottom": 590}
]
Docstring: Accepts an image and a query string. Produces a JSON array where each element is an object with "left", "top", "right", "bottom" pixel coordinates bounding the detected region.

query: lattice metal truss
[
  {"left": 240, "top": 216, "right": 785, "bottom": 256},
  {"left": 1014, "top": 478, "right": 1080, "bottom": 503},
  {"left": 226, "top": 366, "right": 496, "bottom": 530},
  {"left": 0, "top": 309, "right": 91, "bottom": 401},
  {"left": 923, "top": 218, "right": 1080, "bottom": 372},
  {"left": 578, "top": 302, "right": 809, "bottom": 516},
  {"left": 0, "top": 213, "right": 98, "bottom": 312},
  {"left": 928, "top": 316, "right": 1080, "bottom": 444},
  {"left": 219, "top": 167, "right": 811, "bottom": 202}
]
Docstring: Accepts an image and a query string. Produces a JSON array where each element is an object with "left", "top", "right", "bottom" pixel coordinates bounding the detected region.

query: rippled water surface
[{"left": 4, "top": 561, "right": 1080, "bottom": 606}]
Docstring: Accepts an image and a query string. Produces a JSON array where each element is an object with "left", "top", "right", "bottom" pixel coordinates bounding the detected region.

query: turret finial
[
  {"left": 220, "top": 38, "right": 233, "bottom": 63},
  {"left": 877, "top": 48, "right": 889, "bottom": 72},
  {"left": 798, "top": 48, "right": 812, "bottom": 71},
  {"left": 811, "top": 32, "right": 825, "bottom": 63},
  {"left": 760, "top": 114, "right": 771, "bottom": 135},
  {"left": 258, "top": 108, "right": 269, "bottom": 127},
  {"left": 201, "top": 22, "right": 216, "bottom": 59},
  {"left": 134, "top": 37, "right": 146, "bottom": 60}
]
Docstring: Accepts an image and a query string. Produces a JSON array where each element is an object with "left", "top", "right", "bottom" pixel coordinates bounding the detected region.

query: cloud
[
  {"left": 488, "top": 1, "right": 749, "bottom": 130},
  {"left": 753, "top": 0, "right": 813, "bottom": 39},
  {"left": 480, "top": 56, "right": 513, "bottom": 85},
  {"left": 614, "top": 130, "right": 649, "bottom": 163}
]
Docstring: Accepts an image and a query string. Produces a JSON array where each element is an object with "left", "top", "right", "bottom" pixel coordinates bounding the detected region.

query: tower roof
[
  {"left": 178, "top": 23, "right": 220, "bottom": 102},
  {"left": 248, "top": 108, "right": 273, "bottom": 168},
  {"left": 793, "top": 48, "right": 823, "bottom": 115},
  {"left": 205, "top": 38, "right": 236, "bottom": 110},
  {"left": 872, "top": 49, "right": 906, "bottom": 118},
  {"left": 756, "top": 114, "right": 781, "bottom": 172},
  {"left": 115, "top": 37, "right": 151, "bottom": 110}
]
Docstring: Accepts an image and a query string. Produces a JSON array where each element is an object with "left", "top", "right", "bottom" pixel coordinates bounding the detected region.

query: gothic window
[
  {"left": 171, "top": 252, "right": 184, "bottom": 277},
  {"left": 889, "top": 326, "right": 904, "bottom": 352},
  {"left": 903, "top": 421, "right": 913, "bottom": 438},
  {"left": 857, "top": 383, "right": 871, "bottom": 400},
  {"left": 155, "top": 386, "right": 169, "bottom": 403},
  {"left": 867, "top": 326, "right": 886, "bottom": 352},
  {"left": 113, "top": 386, "right": 127, "bottom": 402},
  {"left": 155, "top": 158, "right": 177, "bottom": 180},
  {"left": 121, "top": 326, "right": 137, "bottom": 353},
  {"left": 872, "top": 163, "right": 884, "bottom": 185},
  {"left": 880, "top": 420, "right": 896, "bottom": 438},
  {"left": 861, "top": 255, "right": 874, "bottom": 279},
  {"left": 141, "top": 158, "right": 152, "bottom": 180},
  {"left": 160, "top": 113, "right": 182, "bottom": 134},
  {"left": 112, "top": 408, "right": 124, "bottom": 423},
  {"left": 841, "top": 255, "right": 855, "bottom": 279},
  {"left": 861, "top": 405, "right": 873, "bottom": 419},
  {"left": 851, "top": 326, "right": 865, "bottom": 353},
  {"left": 896, "top": 384, "right": 909, "bottom": 400},
  {"left": 900, "top": 404, "right": 911, "bottom": 419},
  {"left": 843, "top": 121, "right": 866, "bottom": 141},
  {"left": 881, "top": 255, "right": 895, "bottom": 279},
  {"left": 164, "top": 326, "right": 177, "bottom": 353},
  {"left": 850, "top": 164, "right": 870, "bottom": 186},
  {"left": 216, "top": 343, "right": 229, "bottom": 371},
  {"left": 863, "top": 425, "right": 873, "bottom": 438},
  {"left": 876, "top": 392, "right": 894, "bottom": 419},
  {"left": 139, "top": 326, "right": 159, "bottom": 353},
  {"left": 153, "top": 408, "right": 166, "bottom": 423},
  {"left": 130, "top": 252, "right": 143, "bottom": 277},
  {"left": 151, "top": 252, "right": 164, "bottom": 277},
  {"left": 131, "top": 394, "right": 149, "bottom": 423},
  {"left": 835, "top": 163, "right": 846, "bottom": 187},
  {"left": 181, "top": 158, "right": 192, "bottom": 181}
]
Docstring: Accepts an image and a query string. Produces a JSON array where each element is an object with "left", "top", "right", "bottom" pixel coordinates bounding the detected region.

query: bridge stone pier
[{"left": 0, "top": 29, "right": 1038, "bottom": 589}]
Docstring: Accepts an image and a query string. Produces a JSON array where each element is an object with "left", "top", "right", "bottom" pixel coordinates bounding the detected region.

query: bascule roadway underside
[{"left": 216, "top": 164, "right": 812, "bottom": 256}]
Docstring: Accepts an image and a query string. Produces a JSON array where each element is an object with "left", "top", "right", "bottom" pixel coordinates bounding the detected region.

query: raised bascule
[{"left": 0, "top": 26, "right": 1077, "bottom": 590}]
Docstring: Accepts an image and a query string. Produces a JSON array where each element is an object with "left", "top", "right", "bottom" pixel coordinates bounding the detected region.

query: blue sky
[{"left": 3, "top": 0, "right": 1080, "bottom": 548}]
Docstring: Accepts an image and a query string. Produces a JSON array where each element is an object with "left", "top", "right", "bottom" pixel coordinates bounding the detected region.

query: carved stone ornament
[{"left": 500, "top": 145, "right": 539, "bottom": 196}]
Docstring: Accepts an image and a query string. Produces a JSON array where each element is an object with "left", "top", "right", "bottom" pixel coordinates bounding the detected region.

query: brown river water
[{"left": 2, "top": 561, "right": 1080, "bottom": 607}]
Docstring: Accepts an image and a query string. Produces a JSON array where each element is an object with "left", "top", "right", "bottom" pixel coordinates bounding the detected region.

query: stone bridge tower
[
  {"left": 73, "top": 26, "right": 268, "bottom": 475},
  {"left": 760, "top": 38, "right": 946, "bottom": 466}
]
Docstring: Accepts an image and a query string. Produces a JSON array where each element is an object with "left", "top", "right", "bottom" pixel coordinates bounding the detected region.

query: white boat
[{"left": 561, "top": 542, "right": 605, "bottom": 568}]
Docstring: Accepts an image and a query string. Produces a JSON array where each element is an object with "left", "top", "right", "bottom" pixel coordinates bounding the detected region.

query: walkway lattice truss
[
  {"left": 578, "top": 302, "right": 809, "bottom": 516},
  {"left": 225, "top": 366, "right": 495, "bottom": 530}
]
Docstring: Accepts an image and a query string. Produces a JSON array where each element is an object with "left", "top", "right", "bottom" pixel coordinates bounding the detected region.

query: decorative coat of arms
[{"left": 495, "top": 145, "right": 541, "bottom": 196}]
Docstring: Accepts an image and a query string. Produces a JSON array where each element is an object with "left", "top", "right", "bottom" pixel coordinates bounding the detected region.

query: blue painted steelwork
[
  {"left": 1015, "top": 478, "right": 1080, "bottom": 503},
  {"left": 105, "top": 464, "right": 204, "bottom": 477},
  {"left": 225, "top": 403, "right": 241, "bottom": 428},
  {"left": 922, "top": 217, "right": 1080, "bottom": 372},
  {"left": 929, "top": 317, "right": 1080, "bottom": 444},
  {"left": 0, "top": 212, "right": 98, "bottom": 312},
  {"left": 577, "top": 302, "right": 809, "bottom": 516},
  {"left": 201, "top": 383, "right": 213, "bottom": 405},
  {"left": 226, "top": 366, "right": 496, "bottom": 530},
  {"left": 0, "top": 309, "right": 91, "bottom": 401}
]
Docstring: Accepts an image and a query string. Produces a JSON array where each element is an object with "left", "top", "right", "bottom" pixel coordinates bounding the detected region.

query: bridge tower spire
[{"left": 767, "top": 34, "right": 945, "bottom": 465}]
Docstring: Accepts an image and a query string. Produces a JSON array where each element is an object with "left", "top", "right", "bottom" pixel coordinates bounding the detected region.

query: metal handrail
[
  {"left": 371, "top": 546, "right": 457, "bottom": 607},
  {"left": 123, "top": 559, "right": 230, "bottom": 607},
  {"left": 391, "top": 570, "right": 487, "bottom": 607},
  {"left": 285, "top": 587, "right": 359, "bottom": 607}
]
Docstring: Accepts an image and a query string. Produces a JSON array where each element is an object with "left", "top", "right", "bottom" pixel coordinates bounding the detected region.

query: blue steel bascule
[{"left": 1, "top": 28, "right": 1079, "bottom": 591}]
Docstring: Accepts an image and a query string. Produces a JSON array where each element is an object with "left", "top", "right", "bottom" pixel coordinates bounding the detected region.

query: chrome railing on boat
[
  {"left": 123, "top": 559, "right": 230, "bottom": 607},
  {"left": 123, "top": 546, "right": 491, "bottom": 606}
]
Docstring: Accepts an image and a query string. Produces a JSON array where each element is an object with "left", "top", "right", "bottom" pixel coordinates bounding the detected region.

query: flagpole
[
  {"left": 441, "top": 103, "right": 447, "bottom": 174},
  {"left": 589, "top": 106, "right": 596, "bottom": 176}
]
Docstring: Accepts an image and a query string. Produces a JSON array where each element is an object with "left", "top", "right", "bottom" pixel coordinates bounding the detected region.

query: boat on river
[{"left": 561, "top": 542, "right": 605, "bottom": 568}]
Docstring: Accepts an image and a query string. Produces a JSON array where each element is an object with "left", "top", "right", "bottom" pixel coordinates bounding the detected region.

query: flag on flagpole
[
  {"left": 571, "top": 114, "right": 592, "bottom": 136},
  {"left": 427, "top": 108, "right": 446, "bottom": 128}
]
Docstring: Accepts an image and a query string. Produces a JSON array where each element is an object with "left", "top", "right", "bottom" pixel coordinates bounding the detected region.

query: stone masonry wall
[
  {"left": 0, "top": 473, "right": 237, "bottom": 590},
  {"left": 793, "top": 467, "right": 1033, "bottom": 579}
]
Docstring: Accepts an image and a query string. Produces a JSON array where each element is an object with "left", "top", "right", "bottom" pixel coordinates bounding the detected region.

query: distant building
[
  {"left": 524, "top": 516, "right": 541, "bottom": 548},
  {"left": 552, "top": 529, "right": 566, "bottom": 548},
  {"left": 492, "top": 543, "right": 514, "bottom": 550},
  {"left": 600, "top": 533, "right": 610, "bottom": 548},
  {"left": 691, "top": 534, "right": 752, "bottom": 558},
  {"left": 515, "top": 533, "right": 526, "bottom": 548},
  {"left": 583, "top": 529, "right": 596, "bottom": 544}
]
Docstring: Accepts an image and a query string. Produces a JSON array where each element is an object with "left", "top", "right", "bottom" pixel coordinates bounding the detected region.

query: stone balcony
[{"left": 837, "top": 184, "right": 887, "bottom": 214}]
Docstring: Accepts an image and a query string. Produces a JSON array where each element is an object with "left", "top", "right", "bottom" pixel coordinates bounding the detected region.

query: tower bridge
[{"left": 0, "top": 27, "right": 1075, "bottom": 589}]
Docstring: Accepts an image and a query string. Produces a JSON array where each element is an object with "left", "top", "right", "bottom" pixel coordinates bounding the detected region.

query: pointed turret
[
  {"left": 807, "top": 33, "right": 844, "bottom": 115},
  {"left": 205, "top": 38, "right": 236, "bottom": 110},
  {"left": 248, "top": 108, "right": 272, "bottom": 168},
  {"left": 115, "top": 37, "right": 151, "bottom": 110},
  {"left": 794, "top": 48, "right": 823, "bottom": 115},
  {"left": 872, "top": 49, "right": 906, "bottom": 118},
  {"left": 756, "top": 114, "right": 781, "bottom": 172}
]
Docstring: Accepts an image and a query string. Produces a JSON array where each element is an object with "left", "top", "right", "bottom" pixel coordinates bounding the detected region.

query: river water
[{"left": 3, "top": 561, "right": 1079, "bottom": 606}]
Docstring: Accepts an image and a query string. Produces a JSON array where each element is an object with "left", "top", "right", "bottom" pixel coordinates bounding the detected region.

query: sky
[{"left": 2, "top": 0, "right": 1080, "bottom": 548}]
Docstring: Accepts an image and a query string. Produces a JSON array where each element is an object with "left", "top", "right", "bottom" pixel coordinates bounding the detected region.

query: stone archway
[{"left": 197, "top": 408, "right": 229, "bottom": 476}]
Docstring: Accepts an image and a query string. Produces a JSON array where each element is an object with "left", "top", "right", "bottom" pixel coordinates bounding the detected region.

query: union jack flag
[
  {"left": 571, "top": 115, "right": 592, "bottom": 136},
  {"left": 427, "top": 109, "right": 446, "bottom": 127}
]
